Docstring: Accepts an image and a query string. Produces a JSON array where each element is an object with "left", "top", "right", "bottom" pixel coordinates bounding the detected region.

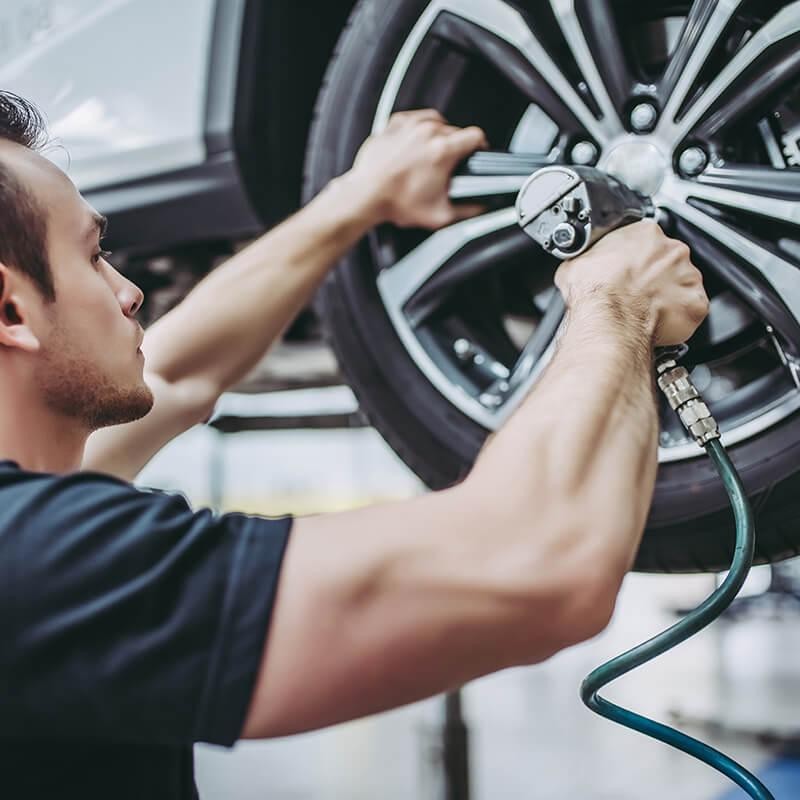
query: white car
[{"left": 4, "top": 0, "right": 800, "bottom": 573}]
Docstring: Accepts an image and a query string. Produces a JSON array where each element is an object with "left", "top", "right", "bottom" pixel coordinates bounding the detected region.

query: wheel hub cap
[{"left": 600, "top": 139, "right": 668, "bottom": 197}]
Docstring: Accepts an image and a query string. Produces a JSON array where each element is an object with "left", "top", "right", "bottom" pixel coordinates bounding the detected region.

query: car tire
[{"left": 304, "top": 0, "right": 800, "bottom": 572}]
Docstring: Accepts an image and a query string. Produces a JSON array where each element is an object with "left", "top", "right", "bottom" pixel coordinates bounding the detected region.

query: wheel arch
[{"left": 228, "top": 0, "right": 361, "bottom": 228}]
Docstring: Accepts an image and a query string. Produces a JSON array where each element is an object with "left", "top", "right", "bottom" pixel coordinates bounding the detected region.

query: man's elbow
[
  {"left": 548, "top": 554, "right": 623, "bottom": 650},
  {"left": 482, "top": 511, "right": 630, "bottom": 664},
  {"left": 186, "top": 378, "right": 221, "bottom": 425},
  {"left": 150, "top": 372, "right": 221, "bottom": 428}
]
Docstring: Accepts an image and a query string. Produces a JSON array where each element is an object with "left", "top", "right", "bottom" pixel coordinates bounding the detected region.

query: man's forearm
[
  {"left": 141, "top": 173, "right": 382, "bottom": 396},
  {"left": 469, "top": 294, "right": 659, "bottom": 578}
]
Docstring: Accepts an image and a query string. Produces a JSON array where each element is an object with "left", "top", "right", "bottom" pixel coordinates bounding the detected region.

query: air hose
[{"left": 581, "top": 350, "right": 775, "bottom": 800}]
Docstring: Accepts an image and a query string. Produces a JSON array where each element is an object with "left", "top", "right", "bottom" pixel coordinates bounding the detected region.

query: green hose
[{"left": 581, "top": 439, "right": 775, "bottom": 799}]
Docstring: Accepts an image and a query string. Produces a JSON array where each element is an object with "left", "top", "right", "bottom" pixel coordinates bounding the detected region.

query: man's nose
[{"left": 118, "top": 276, "right": 144, "bottom": 318}]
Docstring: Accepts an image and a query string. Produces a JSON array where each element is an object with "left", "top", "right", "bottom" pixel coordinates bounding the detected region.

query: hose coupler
[{"left": 655, "top": 351, "right": 720, "bottom": 447}]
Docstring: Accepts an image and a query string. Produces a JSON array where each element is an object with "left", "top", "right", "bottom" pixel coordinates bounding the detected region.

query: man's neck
[{"left": 0, "top": 397, "right": 87, "bottom": 474}]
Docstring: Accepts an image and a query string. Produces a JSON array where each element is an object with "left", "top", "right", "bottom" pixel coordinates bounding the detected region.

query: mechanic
[{"left": 0, "top": 90, "right": 707, "bottom": 798}]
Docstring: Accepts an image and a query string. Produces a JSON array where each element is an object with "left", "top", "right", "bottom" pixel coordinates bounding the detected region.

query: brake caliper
[{"left": 778, "top": 87, "right": 800, "bottom": 167}]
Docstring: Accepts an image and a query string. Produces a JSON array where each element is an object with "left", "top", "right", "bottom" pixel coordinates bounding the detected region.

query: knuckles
[
  {"left": 427, "top": 138, "right": 450, "bottom": 164},
  {"left": 692, "top": 293, "right": 711, "bottom": 322}
]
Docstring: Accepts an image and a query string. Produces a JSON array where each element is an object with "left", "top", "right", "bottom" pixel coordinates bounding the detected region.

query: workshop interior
[{"left": 3, "top": 0, "right": 800, "bottom": 797}]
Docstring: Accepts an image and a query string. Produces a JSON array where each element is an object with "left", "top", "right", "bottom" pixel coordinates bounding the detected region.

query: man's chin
[
  {"left": 127, "top": 384, "right": 155, "bottom": 422},
  {"left": 37, "top": 341, "right": 156, "bottom": 430},
  {"left": 89, "top": 383, "right": 155, "bottom": 430}
]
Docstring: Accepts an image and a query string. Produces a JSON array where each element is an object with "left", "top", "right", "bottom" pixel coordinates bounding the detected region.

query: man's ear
[{"left": 0, "top": 264, "right": 41, "bottom": 352}]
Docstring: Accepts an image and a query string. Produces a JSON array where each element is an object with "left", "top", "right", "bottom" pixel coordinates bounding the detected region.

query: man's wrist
[
  {"left": 324, "top": 169, "right": 390, "bottom": 231},
  {"left": 565, "top": 288, "right": 657, "bottom": 350}
]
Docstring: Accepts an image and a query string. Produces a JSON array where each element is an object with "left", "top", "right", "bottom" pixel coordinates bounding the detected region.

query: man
[{"left": 0, "top": 90, "right": 707, "bottom": 797}]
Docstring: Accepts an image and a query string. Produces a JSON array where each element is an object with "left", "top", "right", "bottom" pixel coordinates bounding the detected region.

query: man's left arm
[{"left": 83, "top": 111, "right": 487, "bottom": 479}]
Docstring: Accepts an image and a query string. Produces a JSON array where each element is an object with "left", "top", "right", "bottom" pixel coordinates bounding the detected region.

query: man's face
[{"left": 3, "top": 144, "right": 153, "bottom": 430}]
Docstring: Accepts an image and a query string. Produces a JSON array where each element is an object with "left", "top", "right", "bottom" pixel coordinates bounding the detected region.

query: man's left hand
[{"left": 347, "top": 109, "right": 489, "bottom": 230}]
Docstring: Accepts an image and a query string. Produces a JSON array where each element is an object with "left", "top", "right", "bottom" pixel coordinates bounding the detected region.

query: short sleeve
[{"left": 0, "top": 469, "right": 292, "bottom": 747}]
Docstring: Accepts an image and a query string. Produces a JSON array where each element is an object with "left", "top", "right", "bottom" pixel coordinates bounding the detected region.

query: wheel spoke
[
  {"left": 490, "top": 299, "right": 565, "bottom": 426},
  {"left": 673, "top": 216, "right": 794, "bottom": 337},
  {"left": 374, "top": 207, "right": 522, "bottom": 430},
  {"left": 656, "top": 0, "right": 800, "bottom": 147},
  {"left": 696, "top": 164, "right": 800, "bottom": 198},
  {"left": 450, "top": 151, "right": 550, "bottom": 200},
  {"left": 550, "top": 0, "right": 628, "bottom": 130},
  {"left": 675, "top": 176, "right": 800, "bottom": 227},
  {"left": 695, "top": 39, "right": 800, "bottom": 140},
  {"left": 404, "top": 226, "right": 535, "bottom": 325},
  {"left": 657, "top": 0, "right": 744, "bottom": 131},
  {"left": 661, "top": 180, "right": 800, "bottom": 341},
  {"left": 374, "top": 0, "right": 612, "bottom": 144},
  {"left": 376, "top": 208, "right": 518, "bottom": 313},
  {"left": 449, "top": 175, "right": 529, "bottom": 199},
  {"left": 481, "top": 292, "right": 566, "bottom": 412},
  {"left": 456, "top": 151, "right": 552, "bottom": 176},
  {"left": 510, "top": 292, "right": 565, "bottom": 386}
]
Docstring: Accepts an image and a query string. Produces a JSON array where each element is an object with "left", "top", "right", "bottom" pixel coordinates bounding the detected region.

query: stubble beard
[{"left": 36, "top": 331, "right": 154, "bottom": 431}]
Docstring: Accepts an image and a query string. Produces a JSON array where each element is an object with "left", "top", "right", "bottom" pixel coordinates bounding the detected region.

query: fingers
[
  {"left": 372, "top": 109, "right": 490, "bottom": 229},
  {"left": 387, "top": 110, "right": 489, "bottom": 156},
  {"left": 388, "top": 108, "right": 447, "bottom": 127},
  {"left": 440, "top": 126, "right": 490, "bottom": 160}
]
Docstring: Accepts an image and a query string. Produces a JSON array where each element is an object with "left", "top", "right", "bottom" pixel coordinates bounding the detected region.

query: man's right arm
[{"left": 242, "top": 222, "right": 708, "bottom": 739}]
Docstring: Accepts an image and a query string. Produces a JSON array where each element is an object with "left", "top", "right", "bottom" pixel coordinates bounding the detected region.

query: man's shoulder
[
  {"left": 0, "top": 459, "right": 193, "bottom": 554},
  {"left": 0, "top": 458, "right": 170, "bottom": 499},
  {"left": 0, "top": 462, "right": 292, "bottom": 753}
]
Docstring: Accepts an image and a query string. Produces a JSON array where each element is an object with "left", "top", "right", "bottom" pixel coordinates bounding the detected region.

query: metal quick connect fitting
[{"left": 656, "top": 357, "right": 720, "bottom": 446}]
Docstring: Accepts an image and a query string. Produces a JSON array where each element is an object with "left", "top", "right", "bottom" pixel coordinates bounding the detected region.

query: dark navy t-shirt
[{"left": 0, "top": 460, "right": 292, "bottom": 799}]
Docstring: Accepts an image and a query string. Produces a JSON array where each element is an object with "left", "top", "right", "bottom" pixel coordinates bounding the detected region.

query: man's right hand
[{"left": 554, "top": 220, "right": 709, "bottom": 346}]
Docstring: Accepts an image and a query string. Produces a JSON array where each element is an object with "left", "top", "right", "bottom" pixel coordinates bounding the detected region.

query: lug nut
[
  {"left": 453, "top": 338, "right": 473, "bottom": 360},
  {"left": 630, "top": 102, "right": 658, "bottom": 133},
  {"left": 678, "top": 146, "right": 708, "bottom": 177},
  {"left": 479, "top": 391, "right": 503, "bottom": 409},
  {"left": 571, "top": 140, "right": 598, "bottom": 165}
]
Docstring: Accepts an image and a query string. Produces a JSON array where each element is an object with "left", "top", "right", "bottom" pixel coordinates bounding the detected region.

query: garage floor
[{"left": 138, "top": 389, "right": 800, "bottom": 800}]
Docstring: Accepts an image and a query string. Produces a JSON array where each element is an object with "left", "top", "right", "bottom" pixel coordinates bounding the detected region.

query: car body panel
[
  {"left": 0, "top": 0, "right": 362, "bottom": 253},
  {"left": 0, "top": 0, "right": 215, "bottom": 191}
]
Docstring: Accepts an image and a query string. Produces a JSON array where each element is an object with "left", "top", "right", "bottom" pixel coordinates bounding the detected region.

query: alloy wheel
[{"left": 370, "top": 0, "right": 800, "bottom": 463}]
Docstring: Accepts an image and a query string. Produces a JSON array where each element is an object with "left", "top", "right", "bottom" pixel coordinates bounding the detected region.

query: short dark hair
[{"left": 0, "top": 91, "right": 54, "bottom": 300}]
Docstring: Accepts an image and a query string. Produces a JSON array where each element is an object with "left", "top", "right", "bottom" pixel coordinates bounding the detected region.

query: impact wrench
[{"left": 515, "top": 165, "right": 774, "bottom": 799}]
